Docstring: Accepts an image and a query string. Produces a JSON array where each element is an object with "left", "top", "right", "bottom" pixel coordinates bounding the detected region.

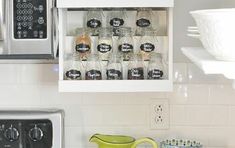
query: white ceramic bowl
[{"left": 190, "top": 8, "right": 235, "bottom": 61}]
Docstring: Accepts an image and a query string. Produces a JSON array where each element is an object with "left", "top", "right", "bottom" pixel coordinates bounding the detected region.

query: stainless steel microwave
[{"left": 0, "top": 0, "right": 58, "bottom": 59}]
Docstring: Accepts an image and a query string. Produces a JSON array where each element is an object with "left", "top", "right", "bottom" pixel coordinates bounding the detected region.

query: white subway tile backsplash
[
  {"left": 170, "top": 105, "right": 187, "bottom": 125},
  {"left": 124, "top": 93, "right": 167, "bottom": 105},
  {"left": 173, "top": 63, "right": 188, "bottom": 83},
  {"left": 209, "top": 85, "right": 235, "bottom": 105},
  {"left": 18, "top": 64, "right": 58, "bottom": 84},
  {"left": 228, "top": 106, "right": 235, "bottom": 126},
  {"left": 65, "top": 127, "right": 84, "bottom": 147},
  {"left": 99, "top": 105, "right": 147, "bottom": 126},
  {"left": 39, "top": 85, "right": 83, "bottom": 105},
  {"left": 0, "top": 64, "right": 20, "bottom": 84},
  {"left": 82, "top": 93, "right": 124, "bottom": 105},
  {"left": 206, "top": 127, "right": 233, "bottom": 147},
  {"left": 185, "top": 105, "right": 229, "bottom": 126},
  {"left": 0, "top": 61, "right": 234, "bottom": 148},
  {"left": 168, "top": 84, "right": 209, "bottom": 105}
]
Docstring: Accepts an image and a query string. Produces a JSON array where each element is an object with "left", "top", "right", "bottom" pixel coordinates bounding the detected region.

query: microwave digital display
[{"left": 13, "top": 0, "right": 47, "bottom": 39}]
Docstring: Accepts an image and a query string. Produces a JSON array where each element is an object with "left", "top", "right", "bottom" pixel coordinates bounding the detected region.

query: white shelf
[
  {"left": 57, "top": 8, "right": 173, "bottom": 92},
  {"left": 57, "top": 0, "right": 174, "bottom": 8},
  {"left": 181, "top": 47, "right": 235, "bottom": 80},
  {"left": 59, "top": 80, "right": 172, "bottom": 92}
]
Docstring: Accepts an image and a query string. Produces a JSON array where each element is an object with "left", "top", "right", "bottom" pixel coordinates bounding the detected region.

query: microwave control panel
[{"left": 13, "top": 0, "right": 47, "bottom": 39}]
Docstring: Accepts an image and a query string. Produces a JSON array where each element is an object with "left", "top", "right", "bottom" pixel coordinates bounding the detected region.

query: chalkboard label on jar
[
  {"left": 65, "top": 69, "right": 82, "bottom": 80},
  {"left": 118, "top": 43, "right": 133, "bottom": 53},
  {"left": 140, "top": 43, "right": 155, "bottom": 52},
  {"left": 87, "top": 19, "right": 102, "bottom": 28},
  {"left": 106, "top": 69, "right": 122, "bottom": 80},
  {"left": 97, "top": 43, "right": 112, "bottom": 53},
  {"left": 128, "top": 67, "right": 144, "bottom": 80},
  {"left": 148, "top": 69, "right": 163, "bottom": 79},
  {"left": 136, "top": 18, "right": 151, "bottom": 27},
  {"left": 85, "top": 70, "right": 102, "bottom": 80},
  {"left": 75, "top": 44, "right": 90, "bottom": 53},
  {"left": 110, "top": 18, "right": 124, "bottom": 27}
]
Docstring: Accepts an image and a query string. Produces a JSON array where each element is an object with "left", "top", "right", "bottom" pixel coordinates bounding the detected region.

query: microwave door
[
  {"left": 0, "top": 0, "right": 8, "bottom": 55},
  {"left": 0, "top": 0, "right": 56, "bottom": 59},
  {"left": 0, "top": 0, "right": 5, "bottom": 41}
]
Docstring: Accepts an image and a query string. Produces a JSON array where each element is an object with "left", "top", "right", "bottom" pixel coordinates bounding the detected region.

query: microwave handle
[
  {"left": 53, "top": 7, "right": 59, "bottom": 58},
  {"left": 0, "top": 0, "right": 5, "bottom": 41}
]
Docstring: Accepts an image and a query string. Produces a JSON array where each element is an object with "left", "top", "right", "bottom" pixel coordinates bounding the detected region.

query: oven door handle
[{"left": 0, "top": 0, "right": 6, "bottom": 41}]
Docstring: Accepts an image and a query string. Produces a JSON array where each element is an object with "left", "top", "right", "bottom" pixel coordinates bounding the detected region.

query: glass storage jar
[
  {"left": 97, "top": 27, "right": 113, "bottom": 61},
  {"left": 107, "top": 9, "right": 127, "bottom": 36},
  {"left": 106, "top": 54, "right": 123, "bottom": 80},
  {"left": 139, "top": 28, "right": 158, "bottom": 61},
  {"left": 136, "top": 8, "right": 153, "bottom": 35},
  {"left": 128, "top": 54, "right": 144, "bottom": 80},
  {"left": 85, "top": 9, "right": 103, "bottom": 35},
  {"left": 75, "top": 28, "right": 92, "bottom": 61},
  {"left": 118, "top": 27, "right": 134, "bottom": 61},
  {"left": 85, "top": 54, "right": 102, "bottom": 80},
  {"left": 147, "top": 53, "right": 164, "bottom": 80},
  {"left": 64, "top": 54, "right": 83, "bottom": 80}
]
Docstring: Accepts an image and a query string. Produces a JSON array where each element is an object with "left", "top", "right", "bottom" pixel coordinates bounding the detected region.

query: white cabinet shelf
[
  {"left": 57, "top": 0, "right": 174, "bottom": 8},
  {"left": 59, "top": 80, "right": 172, "bottom": 92},
  {"left": 181, "top": 47, "right": 235, "bottom": 80},
  {"left": 58, "top": 6, "right": 173, "bottom": 92}
]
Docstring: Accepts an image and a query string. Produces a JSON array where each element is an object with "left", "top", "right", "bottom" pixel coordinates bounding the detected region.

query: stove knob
[
  {"left": 4, "top": 125, "right": 19, "bottom": 142},
  {"left": 29, "top": 125, "right": 43, "bottom": 142}
]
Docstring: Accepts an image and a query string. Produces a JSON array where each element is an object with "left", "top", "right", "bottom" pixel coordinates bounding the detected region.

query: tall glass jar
[
  {"left": 85, "top": 54, "right": 102, "bottom": 80},
  {"left": 128, "top": 54, "right": 144, "bottom": 80},
  {"left": 118, "top": 27, "right": 134, "bottom": 61},
  {"left": 139, "top": 28, "right": 158, "bottom": 61},
  {"left": 136, "top": 8, "right": 153, "bottom": 35},
  {"left": 85, "top": 9, "right": 103, "bottom": 35},
  {"left": 147, "top": 53, "right": 164, "bottom": 80},
  {"left": 64, "top": 54, "right": 83, "bottom": 80},
  {"left": 106, "top": 54, "right": 123, "bottom": 80},
  {"left": 75, "top": 28, "right": 91, "bottom": 61},
  {"left": 97, "top": 27, "right": 113, "bottom": 61},
  {"left": 107, "top": 9, "right": 127, "bottom": 36}
]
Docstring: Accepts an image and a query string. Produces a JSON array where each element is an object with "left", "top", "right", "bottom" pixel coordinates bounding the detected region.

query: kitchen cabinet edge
[
  {"left": 57, "top": 0, "right": 174, "bottom": 8},
  {"left": 58, "top": 80, "right": 173, "bottom": 92}
]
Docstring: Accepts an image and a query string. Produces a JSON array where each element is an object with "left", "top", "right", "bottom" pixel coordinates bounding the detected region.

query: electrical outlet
[{"left": 150, "top": 99, "right": 169, "bottom": 130}]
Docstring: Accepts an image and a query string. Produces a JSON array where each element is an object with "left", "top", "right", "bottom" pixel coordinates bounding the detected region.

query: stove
[{"left": 0, "top": 109, "right": 64, "bottom": 148}]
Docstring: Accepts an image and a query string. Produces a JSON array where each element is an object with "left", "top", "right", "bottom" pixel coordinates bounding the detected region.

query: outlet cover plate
[{"left": 150, "top": 99, "right": 169, "bottom": 130}]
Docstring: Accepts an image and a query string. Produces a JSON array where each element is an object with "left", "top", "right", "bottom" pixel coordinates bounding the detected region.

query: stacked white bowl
[{"left": 188, "top": 8, "right": 235, "bottom": 61}]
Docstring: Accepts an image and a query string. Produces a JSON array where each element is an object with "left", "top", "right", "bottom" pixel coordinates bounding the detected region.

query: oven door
[{"left": 0, "top": 0, "right": 58, "bottom": 59}]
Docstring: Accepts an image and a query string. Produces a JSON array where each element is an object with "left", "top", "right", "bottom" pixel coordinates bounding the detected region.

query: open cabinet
[{"left": 57, "top": 0, "right": 174, "bottom": 92}]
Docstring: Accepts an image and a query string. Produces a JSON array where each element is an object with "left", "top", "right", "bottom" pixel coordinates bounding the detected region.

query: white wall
[{"left": 0, "top": 0, "right": 235, "bottom": 148}]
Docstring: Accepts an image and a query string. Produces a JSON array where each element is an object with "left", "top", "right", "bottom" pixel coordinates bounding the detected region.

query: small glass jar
[
  {"left": 75, "top": 28, "right": 92, "bottom": 61},
  {"left": 118, "top": 27, "right": 134, "bottom": 61},
  {"left": 139, "top": 28, "right": 158, "bottom": 61},
  {"left": 147, "top": 53, "right": 164, "bottom": 80},
  {"left": 85, "top": 9, "right": 103, "bottom": 35},
  {"left": 64, "top": 54, "right": 83, "bottom": 80},
  {"left": 136, "top": 8, "right": 153, "bottom": 35},
  {"left": 128, "top": 54, "right": 144, "bottom": 80},
  {"left": 97, "top": 27, "right": 113, "bottom": 61},
  {"left": 85, "top": 54, "right": 102, "bottom": 80},
  {"left": 106, "top": 54, "right": 123, "bottom": 80},
  {"left": 107, "top": 9, "right": 127, "bottom": 36}
]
